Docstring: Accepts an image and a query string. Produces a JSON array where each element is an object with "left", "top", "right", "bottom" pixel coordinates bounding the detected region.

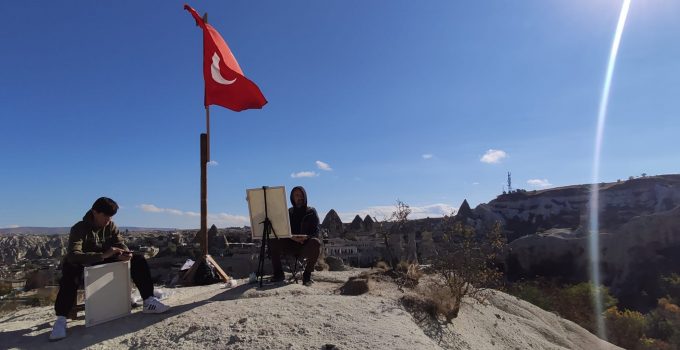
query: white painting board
[
  {"left": 84, "top": 260, "right": 131, "bottom": 327},
  {"left": 247, "top": 186, "right": 292, "bottom": 239}
]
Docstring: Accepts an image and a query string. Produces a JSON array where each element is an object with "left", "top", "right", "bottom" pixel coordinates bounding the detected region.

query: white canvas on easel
[
  {"left": 247, "top": 186, "right": 292, "bottom": 239},
  {"left": 84, "top": 260, "right": 132, "bottom": 327}
]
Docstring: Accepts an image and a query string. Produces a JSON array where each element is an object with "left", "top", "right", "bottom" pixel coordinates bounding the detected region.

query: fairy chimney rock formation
[
  {"left": 363, "top": 215, "right": 374, "bottom": 232},
  {"left": 349, "top": 215, "right": 364, "bottom": 231},
  {"left": 455, "top": 199, "right": 474, "bottom": 220},
  {"left": 321, "top": 209, "right": 344, "bottom": 237}
]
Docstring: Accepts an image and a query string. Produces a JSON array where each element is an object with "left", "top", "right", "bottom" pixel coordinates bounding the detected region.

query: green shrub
[
  {"left": 554, "top": 282, "right": 617, "bottom": 333},
  {"left": 660, "top": 274, "right": 680, "bottom": 305},
  {"left": 645, "top": 298, "right": 680, "bottom": 348},
  {"left": 639, "top": 337, "right": 672, "bottom": 350},
  {"left": 604, "top": 306, "right": 646, "bottom": 349},
  {"left": 509, "top": 280, "right": 617, "bottom": 334},
  {"left": 509, "top": 280, "right": 556, "bottom": 311},
  {"left": 0, "top": 285, "right": 13, "bottom": 296}
]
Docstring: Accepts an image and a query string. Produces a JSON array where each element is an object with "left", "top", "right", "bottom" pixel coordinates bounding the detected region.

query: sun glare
[{"left": 589, "top": 0, "right": 631, "bottom": 341}]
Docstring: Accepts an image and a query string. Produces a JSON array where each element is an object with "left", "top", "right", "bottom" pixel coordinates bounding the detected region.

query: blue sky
[{"left": 1, "top": 1, "right": 679, "bottom": 229}]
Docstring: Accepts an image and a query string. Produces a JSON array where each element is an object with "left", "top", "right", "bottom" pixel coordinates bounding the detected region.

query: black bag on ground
[{"left": 193, "top": 260, "right": 221, "bottom": 285}]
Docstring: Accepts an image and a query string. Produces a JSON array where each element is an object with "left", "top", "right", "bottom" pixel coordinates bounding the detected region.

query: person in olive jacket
[
  {"left": 269, "top": 186, "right": 322, "bottom": 286},
  {"left": 50, "top": 197, "right": 169, "bottom": 341}
]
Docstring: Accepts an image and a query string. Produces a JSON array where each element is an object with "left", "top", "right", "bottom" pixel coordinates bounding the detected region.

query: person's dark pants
[
  {"left": 269, "top": 237, "right": 321, "bottom": 276},
  {"left": 54, "top": 254, "right": 154, "bottom": 317}
]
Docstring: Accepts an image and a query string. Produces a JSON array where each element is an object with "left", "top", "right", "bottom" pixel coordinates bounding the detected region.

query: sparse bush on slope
[{"left": 413, "top": 220, "right": 506, "bottom": 322}]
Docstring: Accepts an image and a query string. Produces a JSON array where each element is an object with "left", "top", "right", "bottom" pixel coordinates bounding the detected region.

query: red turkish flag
[{"left": 184, "top": 4, "right": 267, "bottom": 111}]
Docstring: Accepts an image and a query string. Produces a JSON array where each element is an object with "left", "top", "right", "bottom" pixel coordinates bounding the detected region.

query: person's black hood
[{"left": 290, "top": 186, "right": 308, "bottom": 208}]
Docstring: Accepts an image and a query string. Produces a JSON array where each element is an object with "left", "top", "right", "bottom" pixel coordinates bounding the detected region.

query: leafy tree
[{"left": 377, "top": 200, "right": 411, "bottom": 268}]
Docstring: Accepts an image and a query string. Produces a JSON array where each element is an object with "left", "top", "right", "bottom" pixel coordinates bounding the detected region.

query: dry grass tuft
[
  {"left": 402, "top": 281, "right": 461, "bottom": 322},
  {"left": 375, "top": 261, "right": 390, "bottom": 271},
  {"left": 315, "top": 258, "right": 329, "bottom": 271}
]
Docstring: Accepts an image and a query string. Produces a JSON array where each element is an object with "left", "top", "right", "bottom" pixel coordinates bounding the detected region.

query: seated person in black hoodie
[{"left": 269, "top": 186, "right": 321, "bottom": 286}]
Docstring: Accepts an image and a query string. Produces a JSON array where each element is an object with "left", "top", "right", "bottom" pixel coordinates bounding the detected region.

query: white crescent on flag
[{"left": 211, "top": 53, "right": 236, "bottom": 85}]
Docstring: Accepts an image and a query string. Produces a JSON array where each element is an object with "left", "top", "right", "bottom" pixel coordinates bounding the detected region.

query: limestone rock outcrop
[
  {"left": 321, "top": 209, "right": 344, "bottom": 237},
  {"left": 476, "top": 175, "right": 680, "bottom": 241},
  {"left": 506, "top": 205, "right": 680, "bottom": 310},
  {"left": 349, "top": 215, "right": 363, "bottom": 231},
  {"left": 363, "top": 215, "right": 374, "bottom": 232},
  {"left": 0, "top": 235, "right": 67, "bottom": 264}
]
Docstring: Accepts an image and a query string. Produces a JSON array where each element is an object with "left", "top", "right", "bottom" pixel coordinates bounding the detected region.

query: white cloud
[
  {"left": 291, "top": 171, "right": 319, "bottom": 178},
  {"left": 2, "top": 224, "right": 20, "bottom": 229},
  {"left": 338, "top": 203, "right": 457, "bottom": 222},
  {"left": 213, "top": 213, "right": 250, "bottom": 227},
  {"left": 422, "top": 154, "right": 433, "bottom": 160},
  {"left": 138, "top": 204, "right": 184, "bottom": 215},
  {"left": 138, "top": 204, "right": 249, "bottom": 227},
  {"left": 472, "top": 182, "right": 480, "bottom": 185},
  {"left": 315, "top": 160, "right": 332, "bottom": 171},
  {"left": 207, "top": 160, "right": 218, "bottom": 166},
  {"left": 139, "top": 204, "right": 163, "bottom": 213},
  {"left": 527, "top": 179, "right": 553, "bottom": 188},
  {"left": 480, "top": 149, "right": 508, "bottom": 164}
]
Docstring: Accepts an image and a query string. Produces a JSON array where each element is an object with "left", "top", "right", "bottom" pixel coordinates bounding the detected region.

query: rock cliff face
[
  {"left": 506, "top": 206, "right": 680, "bottom": 310},
  {"left": 491, "top": 175, "right": 680, "bottom": 311},
  {"left": 472, "top": 175, "right": 680, "bottom": 241},
  {"left": 0, "top": 235, "right": 68, "bottom": 264}
]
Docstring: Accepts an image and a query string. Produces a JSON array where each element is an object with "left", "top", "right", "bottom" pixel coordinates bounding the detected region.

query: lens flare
[{"left": 590, "top": 0, "right": 631, "bottom": 341}]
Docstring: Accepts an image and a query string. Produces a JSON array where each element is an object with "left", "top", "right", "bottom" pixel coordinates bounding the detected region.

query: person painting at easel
[{"left": 268, "top": 186, "right": 321, "bottom": 286}]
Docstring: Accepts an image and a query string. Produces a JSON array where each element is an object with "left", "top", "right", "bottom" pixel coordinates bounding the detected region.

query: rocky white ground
[{"left": 0, "top": 269, "right": 620, "bottom": 350}]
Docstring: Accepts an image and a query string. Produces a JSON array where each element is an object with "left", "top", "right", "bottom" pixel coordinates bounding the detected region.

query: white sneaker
[
  {"left": 143, "top": 296, "right": 170, "bottom": 314},
  {"left": 49, "top": 316, "right": 67, "bottom": 341}
]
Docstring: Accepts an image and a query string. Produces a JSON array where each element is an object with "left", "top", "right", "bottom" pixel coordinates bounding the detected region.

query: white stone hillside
[{"left": 0, "top": 269, "right": 620, "bottom": 350}]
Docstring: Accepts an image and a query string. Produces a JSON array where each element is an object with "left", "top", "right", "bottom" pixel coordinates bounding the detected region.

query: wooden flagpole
[
  {"left": 203, "top": 106, "right": 209, "bottom": 256},
  {"left": 181, "top": 12, "right": 229, "bottom": 285}
]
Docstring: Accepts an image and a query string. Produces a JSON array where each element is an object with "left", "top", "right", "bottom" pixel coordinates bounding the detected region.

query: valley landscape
[{"left": 2, "top": 174, "right": 679, "bottom": 349}]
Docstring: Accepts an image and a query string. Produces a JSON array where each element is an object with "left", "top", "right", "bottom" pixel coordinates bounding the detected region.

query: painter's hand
[{"left": 290, "top": 236, "right": 307, "bottom": 244}]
